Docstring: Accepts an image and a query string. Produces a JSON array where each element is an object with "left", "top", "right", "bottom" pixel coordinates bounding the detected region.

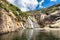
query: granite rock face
[
  {"left": 39, "top": 10, "right": 60, "bottom": 28},
  {"left": 0, "top": 9, "right": 21, "bottom": 34}
]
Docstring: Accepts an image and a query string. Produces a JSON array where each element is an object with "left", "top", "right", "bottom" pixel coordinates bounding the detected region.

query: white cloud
[
  {"left": 17, "top": 0, "right": 38, "bottom": 12},
  {"left": 7, "top": 0, "right": 38, "bottom": 12},
  {"left": 39, "top": 0, "right": 44, "bottom": 8},
  {"left": 50, "top": 0, "right": 57, "bottom": 2},
  {"left": 7, "top": 0, "right": 45, "bottom": 12},
  {"left": 7, "top": 0, "right": 58, "bottom": 12}
]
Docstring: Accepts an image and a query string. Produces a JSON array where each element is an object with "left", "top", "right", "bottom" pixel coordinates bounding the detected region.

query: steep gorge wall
[{"left": 0, "top": 9, "right": 22, "bottom": 34}]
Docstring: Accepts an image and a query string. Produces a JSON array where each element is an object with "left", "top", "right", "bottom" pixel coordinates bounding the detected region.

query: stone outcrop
[
  {"left": 39, "top": 10, "right": 60, "bottom": 28},
  {"left": 0, "top": 9, "right": 22, "bottom": 34},
  {"left": 50, "top": 19, "right": 60, "bottom": 28}
]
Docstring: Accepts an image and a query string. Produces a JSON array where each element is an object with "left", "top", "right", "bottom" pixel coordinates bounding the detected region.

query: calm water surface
[{"left": 0, "top": 29, "right": 60, "bottom": 40}]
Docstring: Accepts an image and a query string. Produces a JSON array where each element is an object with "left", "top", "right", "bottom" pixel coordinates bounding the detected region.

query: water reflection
[{"left": 0, "top": 29, "right": 60, "bottom": 40}]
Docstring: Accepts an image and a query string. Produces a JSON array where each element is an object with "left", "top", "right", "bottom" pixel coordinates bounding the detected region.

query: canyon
[{"left": 0, "top": 0, "right": 60, "bottom": 34}]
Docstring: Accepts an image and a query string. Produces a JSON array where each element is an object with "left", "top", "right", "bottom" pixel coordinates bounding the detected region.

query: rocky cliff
[
  {"left": 0, "top": 0, "right": 27, "bottom": 34},
  {"left": 0, "top": 0, "right": 60, "bottom": 34},
  {"left": 25, "top": 4, "right": 60, "bottom": 28},
  {"left": 0, "top": 8, "right": 22, "bottom": 34}
]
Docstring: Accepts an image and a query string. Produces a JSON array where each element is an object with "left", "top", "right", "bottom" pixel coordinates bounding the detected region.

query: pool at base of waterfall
[{"left": 0, "top": 29, "right": 60, "bottom": 40}]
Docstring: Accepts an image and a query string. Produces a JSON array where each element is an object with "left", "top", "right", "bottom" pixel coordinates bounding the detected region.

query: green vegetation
[
  {"left": 0, "top": 12, "right": 3, "bottom": 17},
  {"left": 0, "top": 3, "right": 3, "bottom": 8},
  {"left": 0, "top": 0, "right": 28, "bottom": 21}
]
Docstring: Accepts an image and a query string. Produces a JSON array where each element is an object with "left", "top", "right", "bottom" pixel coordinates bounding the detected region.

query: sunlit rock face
[
  {"left": 24, "top": 16, "right": 40, "bottom": 29},
  {"left": 50, "top": 20, "right": 60, "bottom": 28},
  {"left": 20, "top": 10, "right": 60, "bottom": 28},
  {"left": 39, "top": 10, "right": 60, "bottom": 28},
  {"left": 49, "top": 11, "right": 60, "bottom": 28},
  {"left": 0, "top": 9, "right": 21, "bottom": 34}
]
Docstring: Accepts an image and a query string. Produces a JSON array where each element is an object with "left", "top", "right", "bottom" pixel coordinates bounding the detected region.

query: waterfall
[
  {"left": 26, "top": 16, "right": 40, "bottom": 28},
  {"left": 20, "top": 22, "right": 25, "bottom": 29},
  {"left": 27, "top": 16, "right": 34, "bottom": 28}
]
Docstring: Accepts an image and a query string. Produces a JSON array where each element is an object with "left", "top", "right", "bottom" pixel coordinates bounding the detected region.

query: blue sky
[{"left": 7, "top": 0, "right": 60, "bottom": 12}]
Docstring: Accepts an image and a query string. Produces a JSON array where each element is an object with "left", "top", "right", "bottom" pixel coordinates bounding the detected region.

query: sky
[{"left": 7, "top": 0, "right": 60, "bottom": 12}]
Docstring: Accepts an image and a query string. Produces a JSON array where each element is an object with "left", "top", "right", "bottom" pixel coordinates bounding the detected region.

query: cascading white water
[
  {"left": 20, "top": 22, "right": 25, "bottom": 29},
  {"left": 32, "top": 16, "right": 40, "bottom": 28},
  {"left": 26, "top": 16, "right": 40, "bottom": 28},
  {"left": 27, "top": 16, "right": 34, "bottom": 28}
]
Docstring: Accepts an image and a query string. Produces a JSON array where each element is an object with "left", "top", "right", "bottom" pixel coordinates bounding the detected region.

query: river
[{"left": 0, "top": 29, "right": 60, "bottom": 40}]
